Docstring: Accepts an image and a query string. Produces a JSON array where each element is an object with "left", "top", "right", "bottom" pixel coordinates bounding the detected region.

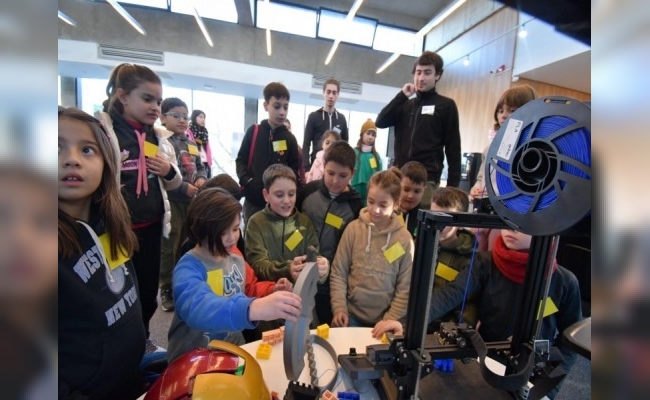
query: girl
[
  {"left": 167, "top": 188, "right": 301, "bottom": 363},
  {"left": 306, "top": 130, "right": 340, "bottom": 183},
  {"left": 351, "top": 119, "right": 382, "bottom": 204},
  {"left": 188, "top": 109, "right": 212, "bottom": 178},
  {"left": 330, "top": 167, "right": 413, "bottom": 328},
  {"left": 96, "top": 63, "right": 181, "bottom": 353},
  {"left": 58, "top": 107, "right": 144, "bottom": 399}
]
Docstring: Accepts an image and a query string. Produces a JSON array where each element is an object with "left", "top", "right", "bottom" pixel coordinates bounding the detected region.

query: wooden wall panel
[{"left": 516, "top": 77, "right": 591, "bottom": 102}]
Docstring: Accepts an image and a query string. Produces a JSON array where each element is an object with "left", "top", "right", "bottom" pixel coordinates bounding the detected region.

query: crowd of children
[{"left": 58, "top": 62, "right": 583, "bottom": 399}]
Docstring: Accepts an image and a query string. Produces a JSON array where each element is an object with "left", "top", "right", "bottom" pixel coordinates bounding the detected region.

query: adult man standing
[
  {"left": 303, "top": 78, "right": 349, "bottom": 169},
  {"left": 376, "top": 51, "right": 461, "bottom": 207}
]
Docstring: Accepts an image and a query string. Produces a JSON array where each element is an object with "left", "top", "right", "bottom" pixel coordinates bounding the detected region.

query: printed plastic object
[{"left": 144, "top": 340, "right": 270, "bottom": 400}]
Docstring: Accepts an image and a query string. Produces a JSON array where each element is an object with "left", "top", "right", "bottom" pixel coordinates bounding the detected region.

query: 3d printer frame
[{"left": 338, "top": 210, "right": 561, "bottom": 399}]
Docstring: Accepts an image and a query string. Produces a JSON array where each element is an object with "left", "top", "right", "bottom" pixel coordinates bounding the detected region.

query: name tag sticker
[
  {"left": 187, "top": 144, "right": 199, "bottom": 156},
  {"left": 369, "top": 157, "right": 377, "bottom": 169},
  {"left": 144, "top": 141, "right": 159, "bottom": 158},
  {"left": 207, "top": 269, "right": 224, "bottom": 295},
  {"left": 435, "top": 262, "right": 459, "bottom": 281},
  {"left": 273, "top": 140, "right": 288, "bottom": 152},
  {"left": 384, "top": 242, "right": 406, "bottom": 264},
  {"left": 332, "top": 127, "right": 341, "bottom": 134},
  {"left": 537, "top": 298, "right": 559, "bottom": 320},
  {"left": 98, "top": 233, "right": 130, "bottom": 270},
  {"left": 325, "top": 212, "right": 344, "bottom": 229},
  {"left": 285, "top": 229, "right": 304, "bottom": 251},
  {"left": 421, "top": 105, "right": 435, "bottom": 115}
]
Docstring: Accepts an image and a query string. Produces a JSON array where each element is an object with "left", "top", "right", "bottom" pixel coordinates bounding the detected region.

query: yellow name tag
[
  {"left": 369, "top": 157, "right": 377, "bottom": 169},
  {"left": 435, "top": 262, "right": 459, "bottom": 282},
  {"left": 187, "top": 144, "right": 199, "bottom": 156},
  {"left": 536, "top": 298, "right": 559, "bottom": 320},
  {"left": 384, "top": 242, "right": 406, "bottom": 264},
  {"left": 285, "top": 229, "right": 304, "bottom": 251},
  {"left": 325, "top": 212, "right": 343, "bottom": 229},
  {"left": 273, "top": 140, "right": 288, "bottom": 152},
  {"left": 207, "top": 269, "right": 224, "bottom": 295},
  {"left": 144, "top": 141, "right": 159, "bottom": 158},
  {"left": 98, "top": 233, "right": 130, "bottom": 270}
]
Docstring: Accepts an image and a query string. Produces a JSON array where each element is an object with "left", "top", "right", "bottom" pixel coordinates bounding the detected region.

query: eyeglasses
[{"left": 164, "top": 112, "right": 189, "bottom": 121}]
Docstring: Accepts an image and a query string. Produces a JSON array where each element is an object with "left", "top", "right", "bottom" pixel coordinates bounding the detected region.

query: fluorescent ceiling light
[
  {"left": 58, "top": 10, "right": 76, "bottom": 26},
  {"left": 106, "top": 0, "right": 147, "bottom": 35},
  {"left": 324, "top": 0, "right": 364, "bottom": 65},
  {"left": 376, "top": 53, "right": 400, "bottom": 74},
  {"left": 376, "top": 0, "right": 466, "bottom": 73},
  {"left": 265, "top": 0, "right": 272, "bottom": 56},
  {"left": 192, "top": 1, "right": 214, "bottom": 47}
]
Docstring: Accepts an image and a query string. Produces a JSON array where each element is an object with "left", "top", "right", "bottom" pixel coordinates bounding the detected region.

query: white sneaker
[{"left": 145, "top": 338, "right": 166, "bottom": 354}]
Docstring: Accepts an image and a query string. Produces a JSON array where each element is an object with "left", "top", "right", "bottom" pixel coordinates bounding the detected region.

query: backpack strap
[{"left": 247, "top": 124, "right": 259, "bottom": 169}]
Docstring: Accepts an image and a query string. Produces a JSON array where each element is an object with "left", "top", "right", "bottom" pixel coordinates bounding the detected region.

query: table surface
[{"left": 241, "top": 326, "right": 382, "bottom": 398}]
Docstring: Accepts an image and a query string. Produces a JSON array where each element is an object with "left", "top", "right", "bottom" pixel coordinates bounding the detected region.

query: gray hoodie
[{"left": 330, "top": 208, "right": 414, "bottom": 325}]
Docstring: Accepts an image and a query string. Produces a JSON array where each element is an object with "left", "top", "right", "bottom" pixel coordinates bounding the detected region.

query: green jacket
[{"left": 245, "top": 205, "right": 321, "bottom": 282}]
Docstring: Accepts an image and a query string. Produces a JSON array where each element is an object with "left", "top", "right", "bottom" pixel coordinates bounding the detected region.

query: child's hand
[
  {"left": 273, "top": 277, "right": 293, "bottom": 292},
  {"left": 195, "top": 177, "right": 206, "bottom": 188},
  {"left": 316, "top": 256, "right": 329, "bottom": 278},
  {"left": 371, "top": 320, "right": 403, "bottom": 339},
  {"left": 469, "top": 185, "right": 485, "bottom": 200},
  {"left": 290, "top": 255, "right": 307, "bottom": 281},
  {"left": 186, "top": 184, "right": 199, "bottom": 197},
  {"left": 146, "top": 155, "right": 172, "bottom": 177},
  {"left": 331, "top": 311, "right": 349, "bottom": 327},
  {"left": 249, "top": 291, "right": 302, "bottom": 322}
]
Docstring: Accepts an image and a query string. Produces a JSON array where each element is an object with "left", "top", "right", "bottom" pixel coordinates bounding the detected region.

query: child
[
  {"left": 96, "top": 63, "right": 182, "bottom": 353},
  {"left": 306, "top": 130, "right": 341, "bottom": 183},
  {"left": 351, "top": 119, "right": 382, "bottom": 204},
  {"left": 166, "top": 188, "right": 301, "bottom": 362},
  {"left": 469, "top": 85, "right": 537, "bottom": 252},
  {"left": 188, "top": 109, "right": 212, "bottom": 178},
  {"left": 372, "top": 229, "right": 582, "bottom": 397},
  {"left": 59, "top": 107, "right": 145, "bottom": 399},
  {"left": 397, "top": 161, "right": 428, "bottom": 239},
  {"left": 236, "top": 82, "right": 302, "bottom": 226},
  {"left": 299, "top": 140, "right": 363, "bottom": 325},
  {"left": 245, "top": 164, "right": 329, "bottom": 283},
  {"left": 158, "top": 97, "right": 208, "bottom": 312},
  {"left": 428, "top": 187, "right": 479, "bottom": 329},
  {"left": 330, "top": 167, "right": 413, "bottom": 328}
]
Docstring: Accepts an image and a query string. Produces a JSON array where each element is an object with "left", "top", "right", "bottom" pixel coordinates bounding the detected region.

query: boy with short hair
[
  {"left": 299, "top": 140, "right": 364, "bottom": 324},
  {"left": 245, "top": 164, "right": 329, "bottom": 284},
  {"left": 398, "top": 161, "right": 428, "bottom": 239},
  {"left": 236, "top": 82, "right": 302, "bottom": 226}
]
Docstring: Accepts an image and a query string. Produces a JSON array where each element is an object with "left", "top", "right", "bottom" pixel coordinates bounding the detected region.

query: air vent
[
  {"left": 312, "top": 75, "right": 362, "bottom": 95},
  {"left": 98, "top": 44, "right": 164, "bottom": 65}
]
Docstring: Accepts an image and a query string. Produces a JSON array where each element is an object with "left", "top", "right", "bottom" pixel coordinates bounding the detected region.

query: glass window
[
  {"left": 193, "top": 91, "right": 244, "bottom": 178},
  {"left": 256, "top": 1, "right": 317, "bottom": 38},
  {"left": 318, "top": 9, "right": 377, "bottom": 47},
  {"left": 171, "top": 0, "right": 238, "bottom": 24},
  {"left": 78, "top": 77, "right": 108, "bottom": 115},
  {"left": 373, "top": 25, "right": 422, "bottom": 57}
]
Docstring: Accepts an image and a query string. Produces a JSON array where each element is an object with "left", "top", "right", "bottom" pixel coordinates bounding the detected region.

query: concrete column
[
  {"left": 59, "top": 76, "right": 77, "bottom": 108},
  {"left": 244, "top": 97, "right": 258, "bottom": 131}
]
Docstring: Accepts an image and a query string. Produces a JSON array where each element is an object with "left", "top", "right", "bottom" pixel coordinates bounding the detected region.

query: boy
[
  {"left": 236, "top": 82, "right": 302, "bottom": 226},
  {"left": 299, "top": 140, "right": 363, "bottom": 325},
  {"left": 373, "top": 229, "right": 582, "bottom": 398},
  {"left": 245, "top": 164, "right": 329, "bottom": 284},
  {"left": 397, "top": 161, "right": 428, "bottom": 239},
  {"left": 159, "top": 97, "right": 207, "bottom": 312}
]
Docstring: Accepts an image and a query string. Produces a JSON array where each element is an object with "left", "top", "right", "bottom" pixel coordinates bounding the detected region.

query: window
[
  {"left": 256, "top": 1, "right": 317, "bottom": 38},
  {"left": 78, "top": 77, "right": 109, "bottom": 115},
  {"left": 318, "top": 9, "right": 377, "bottom": 47},
  {"left": 117, "top": 0, "right": 167, "bottom": 9},
  {"left": 373, "top": 25, "right": 422, "bottom": 57}
]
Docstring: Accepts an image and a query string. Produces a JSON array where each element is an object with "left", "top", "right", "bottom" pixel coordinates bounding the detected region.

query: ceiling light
[
  {"left": 518, "top": 24, "right": 528, "bottom": 39},
  {"left": 265, "top": 0, "right": 272, "bottom": 56},
  {"left": 106, "top": 0, "right": 146, "bottom": 35},
  {"left": 58, "top": 10, "right": 76, "bottom": 26},
  {"left": 324, "top": 0, "right": 364, "bottom": 65},
  {"left": 376, "top": 53, "right": 400, "bottom": 74},
  {"left": 192, "top": 1, "right": 213, "bottom": 47},
  {"left": 463, "top": 55, "right": 470, "bottom": 66}
]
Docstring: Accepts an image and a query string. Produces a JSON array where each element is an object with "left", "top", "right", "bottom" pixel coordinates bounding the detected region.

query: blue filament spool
[{"left": 484, "top": 97, "right": 591, "bottom": 236}]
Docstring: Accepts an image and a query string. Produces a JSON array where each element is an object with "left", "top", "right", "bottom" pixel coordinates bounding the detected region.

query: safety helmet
[{"left": 145, "top": 340, "right": 270, "bottom": 400}]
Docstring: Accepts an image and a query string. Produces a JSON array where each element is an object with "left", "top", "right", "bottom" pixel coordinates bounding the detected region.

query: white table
[{"left": 241, "top": 327, "right": 382, "bottom": 398}]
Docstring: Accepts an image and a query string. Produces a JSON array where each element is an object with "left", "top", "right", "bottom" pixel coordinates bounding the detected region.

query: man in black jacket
[{"left": 376, "top": 51, "right": 461, "bottom": 207}]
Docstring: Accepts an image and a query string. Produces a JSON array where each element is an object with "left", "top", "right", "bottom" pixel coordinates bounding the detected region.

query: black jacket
[
  {"left": 376, "top": 89, "right": 462, "bottom": 186},
  {"left": 236, "top": 120, "right": 302, "bottom": 208},
  {"left": 302, "top": 108, "right": 349, "bottom": 168}
]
